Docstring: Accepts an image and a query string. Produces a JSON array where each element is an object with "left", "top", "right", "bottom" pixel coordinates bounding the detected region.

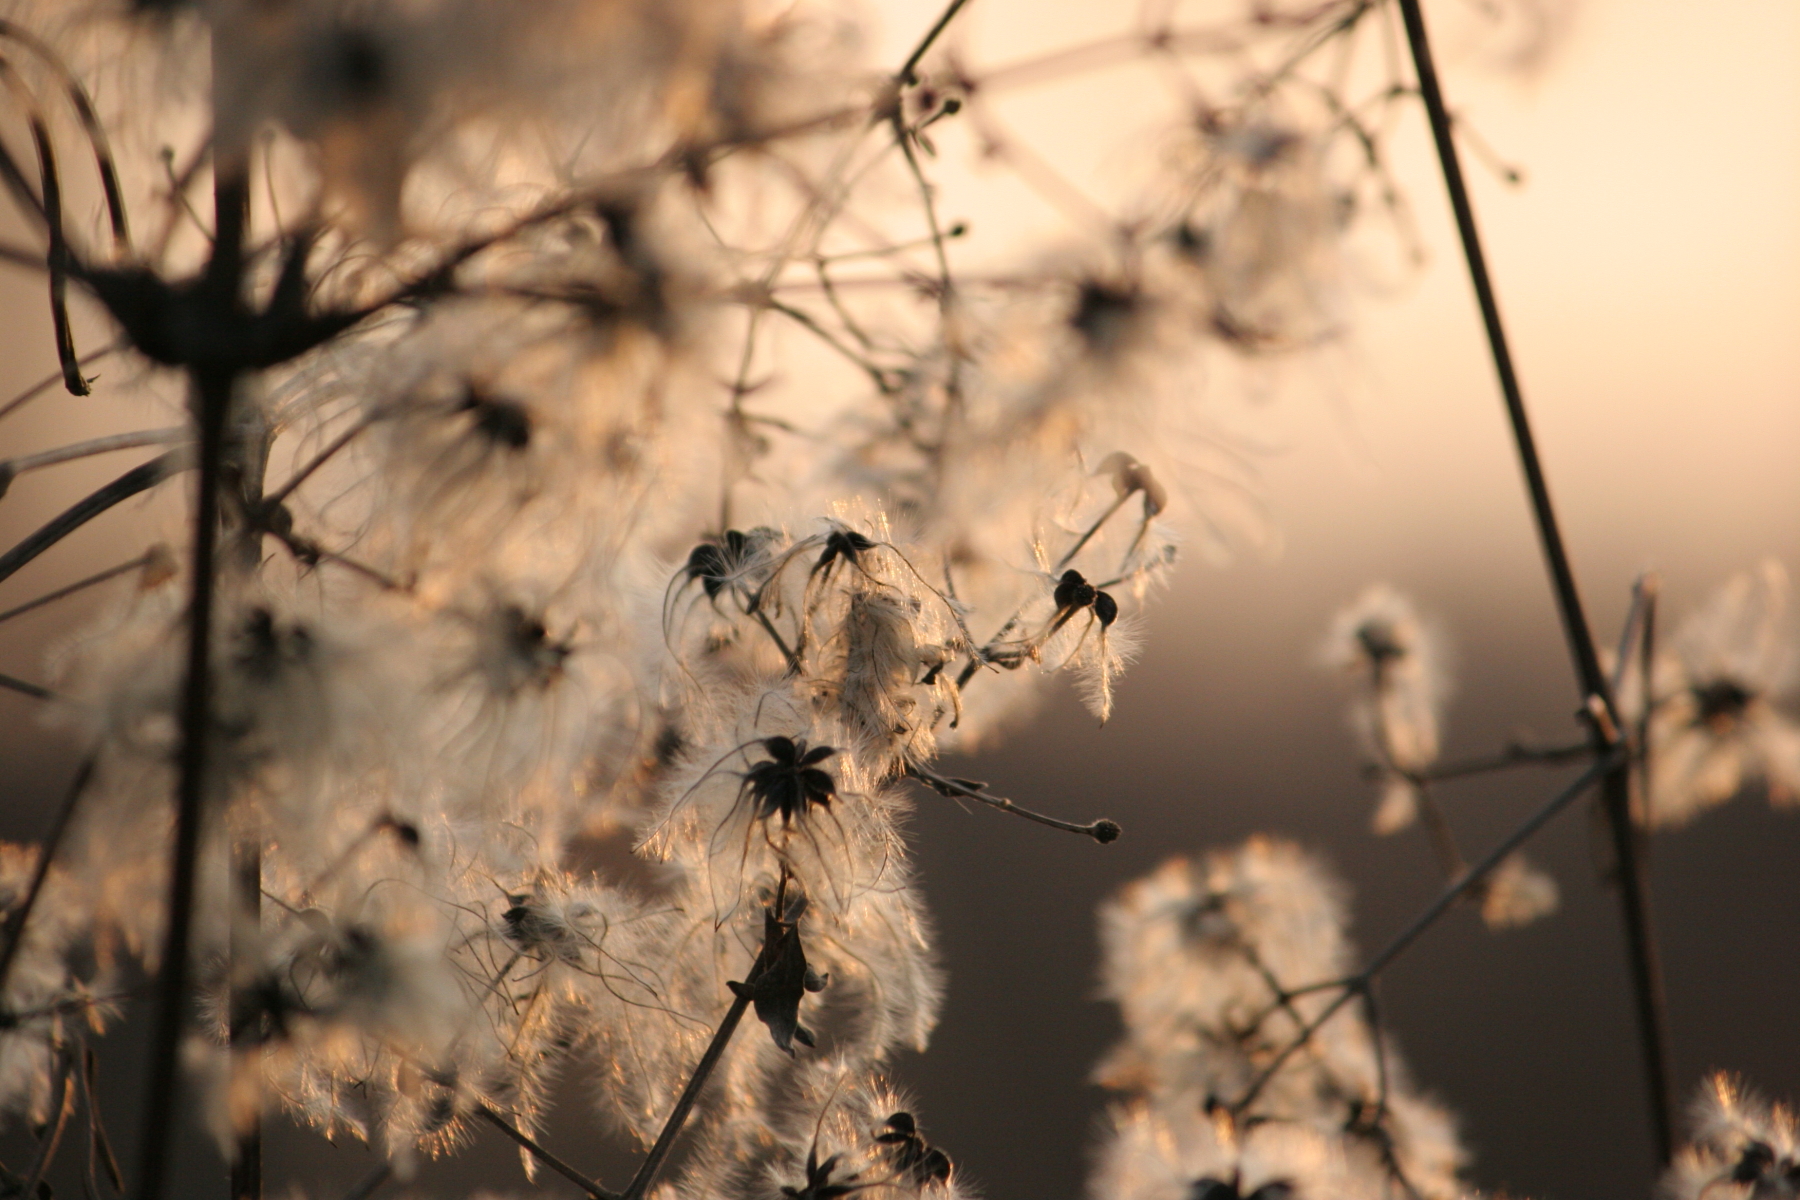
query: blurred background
[{"left": 1, "top": 0, "right": 1797, "bottom": 1197}]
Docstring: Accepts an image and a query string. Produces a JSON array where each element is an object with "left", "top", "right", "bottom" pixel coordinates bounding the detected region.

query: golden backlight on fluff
[{"left": 0, "top": 0, "right": 1790, "bottom": 1198}]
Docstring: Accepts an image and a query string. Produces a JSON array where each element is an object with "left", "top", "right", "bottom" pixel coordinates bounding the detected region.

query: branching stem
[
  {"left": 135, "top": 162, "right": 251, "bottom": 1200},
  {"left": 1397, "top": 0, "right": 1673, "bottom": 1160},
  {"left": 1233, "top": 753, "right": 1614, "bottom": 1114},
  {"left": 621, "top": 914, "right": 790, "bottom": 1200}
]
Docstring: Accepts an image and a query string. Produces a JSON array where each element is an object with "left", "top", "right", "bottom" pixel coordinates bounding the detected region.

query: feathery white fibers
[
  {"left": 1635, "top": 561, "right": 1800, "bottom": 828},
  {"left": 1662, "top": 1074, "right": 1800, "bottom": 1200},
  {"left": 673, "top": 1057, "right": 971, "bottom": 1200},
  {"left": 0, "top": 845, "right": 114, "bottom": 1125},
  {"left": 1092, "top": 1103, "right": 1381, "bottom": 1200},
  {"left": 1095, "top": 840, "right": 1471, "bottom": 1200},
  {"left": 1477, "top": 853, "right": 1560, "bottom": 932},
  {"left": 1322, "top": 585, "right": 1449, "bottom": 835},
  {"left": 1163, "top": 107, "right": 1347, "bottom": 353},
  {"left": 0, "top": 0, "right": 1576, "bottom": 1185}
]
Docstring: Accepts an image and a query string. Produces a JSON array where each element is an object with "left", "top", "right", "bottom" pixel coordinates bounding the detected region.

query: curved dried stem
[
  {"left": 905, "top": 761, "right": 1120, "bottom": 842},
  {"left": 0, "top": 450, "right": 192, "bottom": 589}
]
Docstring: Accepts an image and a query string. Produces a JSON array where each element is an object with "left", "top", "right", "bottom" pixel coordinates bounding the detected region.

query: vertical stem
[
  {"left": 225, "top": 157, "right": 266, "bottom": 1193},
  {"left": 1636, "top": 576, "right": 1659, "bottom": 818},
  {"left": 136, "top": 143, "right": 250, "bottom": 1199},
  {"left": 1395, "top": 0, "right": 1673, "bottom": 1162},
  {"left": 135, "top": 361, "right": 232, "bottom": 1200},
  {"left": 230, "top": 841, "right": 262, "bottom": 1200}
]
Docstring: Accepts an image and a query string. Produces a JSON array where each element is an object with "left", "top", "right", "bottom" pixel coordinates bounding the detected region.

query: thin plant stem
[
  {"left": 1233, "top": 753, "right": 1615, "bottom": 1113},
  {"left": 264, "top": 414, "right": 377, "bottom": 505},
  {"left": 230, "top": 840, "right": 261, "bottom": 1200},
  {"left": 620, "top": 883, "right": 808, "bottom": 1200},
  {"left": 1608, "top": 573, "right": 1651, "bottom": 699},
  {"left": 1396, "top": 0, "right": 1610, "bottom": 707},
  {"left": 476, "top": 1104, "right": 620, "bottom": 1200},
  {"left": 0, "top": 553, "right": 154, "bottom": 625},
  {"left": 751, "top": 609, "right": 803, "bottom": 674},
  {"left": 621, "top": 970, "right": 760, "bottom": 1200},
  {"left": 0, "top": 57, "right": 93, "bottom": 398},
  {"left": 955, "top": 493, "right": 1138, "bottom": 689},
  {"left": 0, "top": 754, "right": 95, "bottom": 997},
  {"left": 0, "top": 450, "right": 194, "bottom": 588},
  {"left": 0, "top": 19, "right": 133, "bottom": 250},
  {"left": 1636, "top": 575, "right": 1659, "bottom": 824},
  {"left": 1396, "top": 0, "right": 1674, "bottom": 1161},
  {"left": 340, "top": 1164, "right": 393, "bottom": 1200},
  {"left": 136, "top": 162, "right": 250, "bottom": 1200},
  {"left": 81, "top": 1045, "right": 124, "bottom": 1196},
  {"left": 0, "top": 671, "right": 53, "bottom": 700},
  {"left": 0, "top": 341, "right": 121, "bottom": 424},
  {"left": 20, "top": 1047, "right": 75, "bottom": 1200},
  {"left": 5, "top": 428, "right": 187, "bottom": 475},
  {"left": 898, "top": 0, "right": 974, "bottom": 84},
  {"left": 134, "top": 362, "right": 233, "bottom": 1200},
  {"left": 904, "top": 761, "right": 1120, "bottom": 842},
  {"left": 1412, "top": 785, "right": 1464, "bottom": 879},
  {"left": 0, "top": 238, "right": 46, "bottom": 270},
  {"left": 1401, "top": 739, "right": 1591, "bottom": 784}
]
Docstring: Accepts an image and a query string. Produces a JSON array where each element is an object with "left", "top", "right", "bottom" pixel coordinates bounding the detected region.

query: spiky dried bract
[
  {"left": 1323, "top": 586, "right": 1448, "bottom": 834},
  {"left": 1095, "top": 841, "right": 1470, "bottom": 1200},
  {"left": 671, "top": 1062, "right": 973, "bottom": 1200}
]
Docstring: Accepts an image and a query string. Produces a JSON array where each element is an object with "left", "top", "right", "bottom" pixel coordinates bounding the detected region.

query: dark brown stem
[
  {"left": 230, "top": 841, "right": 261, "bottom": 1200},
  {"left": 340, "top": 1164, "right": 392, "bottom": 1200},
  {"left": 620, "top": 904, "right": 804, "bottom": 1200},
  {"left": 0, "top": 450, "right": 193, "bottom": 588},
  {"left": 1413, "top": 786, "right": 1464, "bottom": 879},
  {"left": 1396, "top": 0, "right": 1673, "bottom": 1162},
  {"left": 751, "top": 609, "right": 803, "bottom": 675},
  {"left": 0, "top": 554, "right": 153, "bottom": 625},
  {"left": 20, "top": 1046, "right": 75, "bottom": 1200},
  {"left": 0, "top": 672, "right": 53, "bottom": 700},
  {"left": 476, "top": 1105, "right": 620, "bottom": 1200},
  {"left": 904, "top": 762, "right": 1120, "bottom": 842},
  {"left": 0, "top": 755, "right": 94, "bottom": 996},
  {"left": 1397, "top": 740, "right": 1592, "bottom": 783},
  {"left": 135, "top": 151, "right": 248, "bottom": 1195},
  {"left": 1636, "top": 576, "right": 1659, "bottom": 820},
  {"left": 897, "top": 0, "right": 974, "bottom": 83},
  {"left": 81, "top": 1045, "right": 124, "bottom": 1196},
  {"left": 1233, "top": 754, "right": 1614, "bottom": 1114},
  {"left": 134, "top": 360, "right": 233, "bottom": 1200},
  {"left": 0, "top": 341, "right": 121, "bottom": 424},
  {"left": 621, "top": 985, "right": 756, "bottom": 1200}
]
